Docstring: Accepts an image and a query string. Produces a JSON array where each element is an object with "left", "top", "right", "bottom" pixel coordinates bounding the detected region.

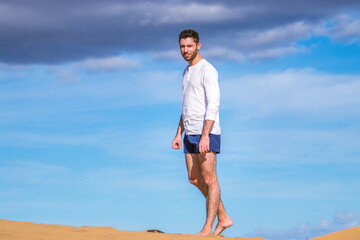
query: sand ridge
[{"left": 0, "top": 218, "right": 359, "bottom": 240}]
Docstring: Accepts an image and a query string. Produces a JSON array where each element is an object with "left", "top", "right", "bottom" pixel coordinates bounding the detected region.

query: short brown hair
[{"left": 179, "top": 29, "right": 199, "bottom": 43}]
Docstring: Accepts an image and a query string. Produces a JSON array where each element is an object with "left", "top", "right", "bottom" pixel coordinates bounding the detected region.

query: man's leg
[
  {"left": 196, "top": 151, "right": 220, "bottom": 236},
  {"left": 185, "top": 153, "right": 233, "bottom": 236}
]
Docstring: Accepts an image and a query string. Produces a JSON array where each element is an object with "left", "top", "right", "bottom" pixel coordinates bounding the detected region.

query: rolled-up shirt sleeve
[{"left": 203, "top": 65, "right": 220, "bottom": 121}]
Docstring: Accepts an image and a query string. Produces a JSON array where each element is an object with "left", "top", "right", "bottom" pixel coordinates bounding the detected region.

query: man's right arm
[{"left": 172, "top": 115, "right": 184, "bottom": 149}]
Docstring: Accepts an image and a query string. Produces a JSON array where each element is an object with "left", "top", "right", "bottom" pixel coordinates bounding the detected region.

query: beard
[{"left": 183, "top": 49, "right": 198, "bottom": 61}]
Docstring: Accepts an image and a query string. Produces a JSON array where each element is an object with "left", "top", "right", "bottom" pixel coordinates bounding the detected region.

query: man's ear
[{"left": 197, "top": 42, "right": 201, "bottom": 51}]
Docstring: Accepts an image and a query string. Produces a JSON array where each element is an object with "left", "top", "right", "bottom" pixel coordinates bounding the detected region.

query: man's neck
[{"left": 188, "top": 54, "right": 203, "bottom": 66}]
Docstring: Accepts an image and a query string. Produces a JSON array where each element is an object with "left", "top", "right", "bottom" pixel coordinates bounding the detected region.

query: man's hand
[
  {"left": 199, "top": 134, "right": 210, "bottom": 154},
  {"left": 172, "top": 135, "right": 182, "bottom": 149}
]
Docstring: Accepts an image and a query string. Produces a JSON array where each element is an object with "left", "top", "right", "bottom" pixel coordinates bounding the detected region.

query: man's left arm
[
  {"left": 199, "top": 120, "right": 215, "bottom": 154},
  {"left": 199, "top": 66, "right": 220, "bottom": 154}
]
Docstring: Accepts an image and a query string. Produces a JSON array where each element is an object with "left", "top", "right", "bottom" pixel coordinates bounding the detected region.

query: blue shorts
[{"left": 183, "top": 134, "right": 221, "bottom": 154}]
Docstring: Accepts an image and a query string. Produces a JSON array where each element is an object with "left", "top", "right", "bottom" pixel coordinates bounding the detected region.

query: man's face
[{"left": 179, "top": 37, "right": 200, "bottom": 62}]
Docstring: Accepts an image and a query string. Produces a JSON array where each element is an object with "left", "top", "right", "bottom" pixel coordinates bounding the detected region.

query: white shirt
[{"left": 182, "top": 59, "right": 221, "bottom": 135}]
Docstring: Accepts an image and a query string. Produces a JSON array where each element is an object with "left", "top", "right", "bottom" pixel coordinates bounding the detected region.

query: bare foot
[
  {"left": 213, "top": 218, "right": 233, "bottom": 235},
  {"left": 195, "top": 228, "right": 212, "bottom": 237}
]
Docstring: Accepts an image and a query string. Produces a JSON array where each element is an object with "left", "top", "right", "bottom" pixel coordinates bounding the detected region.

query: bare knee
[
  {"left": 203, "top": 175, "right": 218, "bottom": 188},
  {"left": 188, "top": 177, "right": 199, "bottom": 186},
  {"left": 188, "top": 174, "right": 206, "bottom": 188}
]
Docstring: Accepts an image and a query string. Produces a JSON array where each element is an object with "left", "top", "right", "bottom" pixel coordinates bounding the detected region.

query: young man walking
[{"left": 172, "top": 29, "right": 233, "bottom": 236}]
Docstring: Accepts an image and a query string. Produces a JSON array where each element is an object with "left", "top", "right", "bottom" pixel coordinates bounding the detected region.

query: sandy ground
[{"left": 0, "top": 218, "right": 359, "bottom": 240}]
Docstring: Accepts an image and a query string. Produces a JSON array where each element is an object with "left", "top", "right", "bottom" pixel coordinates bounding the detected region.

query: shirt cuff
[{"left": 205, "top": 109, "right": 218, "bottom": 121}]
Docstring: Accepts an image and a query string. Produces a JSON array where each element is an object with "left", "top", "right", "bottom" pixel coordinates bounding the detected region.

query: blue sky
[{"left": 1, "top": 1, "right": 360, "bottom": 239}]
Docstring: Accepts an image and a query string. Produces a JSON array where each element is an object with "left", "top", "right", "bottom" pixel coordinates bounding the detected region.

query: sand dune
[
  {"left": 0, "top": 218, "right": 359, "bottom": 240},
  {"left": 310, "top": 225, "right": 360, "bottom": 240}
]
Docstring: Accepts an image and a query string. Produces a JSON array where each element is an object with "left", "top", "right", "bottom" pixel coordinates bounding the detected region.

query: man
[{"left": 172, "top": 29, "right": 233, "bottom": 236}]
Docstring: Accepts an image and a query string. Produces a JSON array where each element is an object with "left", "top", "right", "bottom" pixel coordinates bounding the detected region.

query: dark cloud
[{"left": 1, "top": 0, "right": 360, "bottom": 64}]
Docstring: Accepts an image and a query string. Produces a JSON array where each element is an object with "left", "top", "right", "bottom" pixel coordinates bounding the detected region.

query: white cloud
[
  {"left": 156, "top": 3, "right": 245, "bottom": 24},
  {"left": 144, "top": 14, "right": 358, "bottom": 62},
  {"left": 99, "top": 2, "right": 248, "bottom": 25},
  {"left": 147, "top": 20, "right": 312, "bottom": 62},
  {"left": 202, "top": 47, "right": 245, "bottom": 62},
  {"left": 244, "top": 211, "right": 360, "bottom": 240},
  {"left": 74, "top": 56, "right": 142, "bottom": 72},
  {"left": 0, "top": 62, "right": 32, "bottom": 71},
  {"left": 238, "top": 21, "right": 311, "bottom": 48},
  {"left": 48, "top": 66, "right": 81, "bottom": 82},
  {"left": 248, "top": 45, "right": 306, "bottom": 59},
  {"left": 46, "top": 55, "right": 143, "bottom": 82},
  {"left": 315, "top": 13, "right": 360, "bottom": 44},
  {"left": 222, "top": 68, "right": 360, "bottom": 117},
  {"left": 209, "top": 21, "right": 311, "bottom": 60},
  {"left": 148, "top": 50, "right": 182, "bottom": 61},
  {"left": 0, "top": 55, "right": 141, "bottom": 83}
]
